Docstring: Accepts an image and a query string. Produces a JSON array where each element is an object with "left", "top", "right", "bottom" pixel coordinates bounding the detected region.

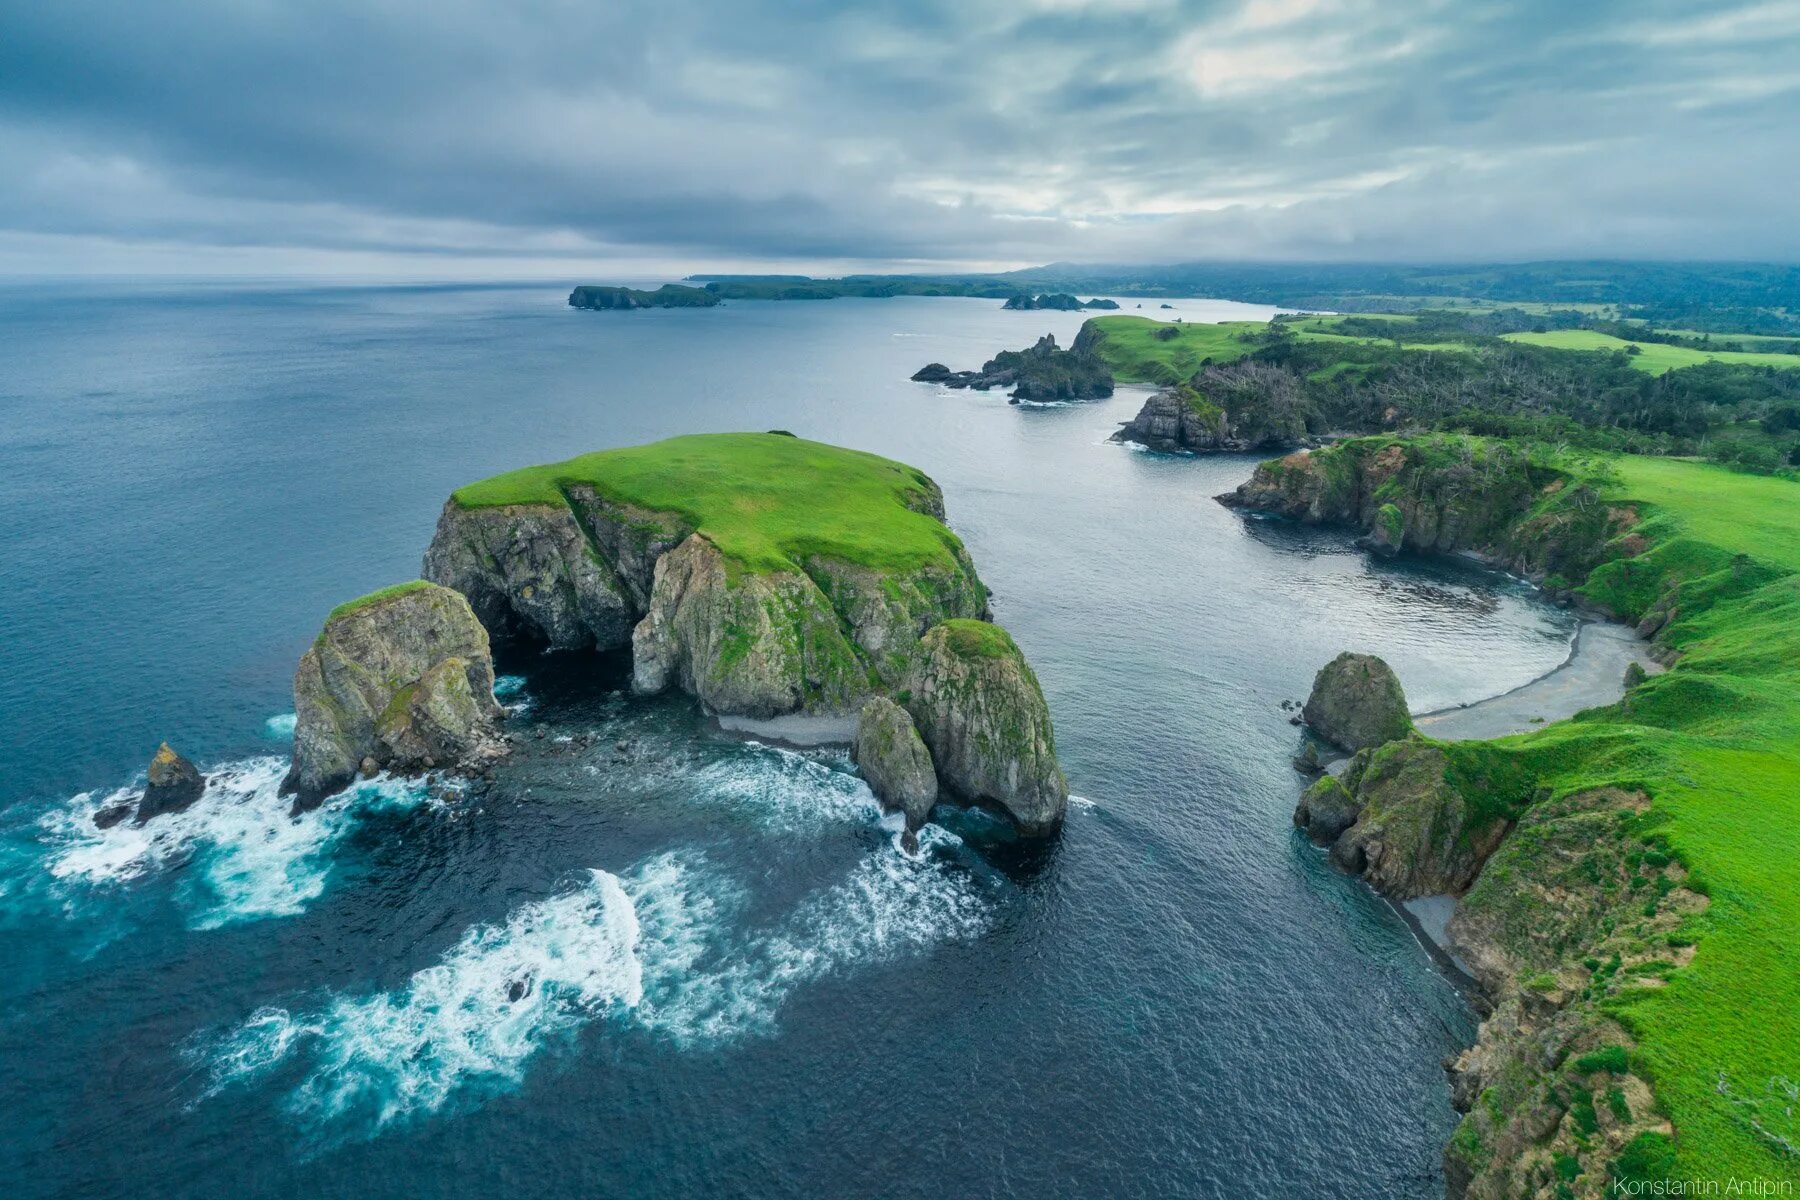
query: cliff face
[
  {"left": 1113, "top": 361, "right": 1311, "bottom": 453},
  {"left": 1298, "top": 740, "right": 1507, "bottom": 899},
  {"left": 905, "top": 620, "right": 1068, "bottom": 835},
  {"left": 284, "top": 581, "right": 505, "bottom": 810},
  {"left": 1221, "top": 436, "right": 1638, "bottom": 585}
]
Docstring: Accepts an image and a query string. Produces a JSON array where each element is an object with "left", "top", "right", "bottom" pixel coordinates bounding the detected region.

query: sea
[{"left": 0, "top": 280, "right": 1581, "bottom": 1198}]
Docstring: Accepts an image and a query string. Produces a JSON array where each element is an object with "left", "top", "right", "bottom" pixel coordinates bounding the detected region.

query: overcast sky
[{"left": 2, "top": 0, "right": 1797, "bottom": 275}]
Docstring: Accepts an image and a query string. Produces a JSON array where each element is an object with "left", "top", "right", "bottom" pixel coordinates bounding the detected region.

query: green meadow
[
  {"left": 451, "top": 432, "right": 967, "bottom": 574},
  {"left": 1503, "top": 329, "right": 1800, "bottom": 375},
  {"left": 1449, "top": 451, "right": 1800, "bottom": 1183}
]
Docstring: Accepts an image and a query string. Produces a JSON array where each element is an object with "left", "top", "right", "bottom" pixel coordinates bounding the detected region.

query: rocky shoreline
[{"left": 1234, "top": 436, "right": 1698, "bottom": 1197}]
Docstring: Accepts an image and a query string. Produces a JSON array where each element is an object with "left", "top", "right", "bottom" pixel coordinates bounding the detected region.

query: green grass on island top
[
  {"left": 451, "top": 432, "right": 966, "bottom": 574},
  {"left": 322, "top": 579, "right": 436, "bottom": 624},
  {"left": 1437, "top": 449, "right": 1800, "bottom": 1183},
  {"left": 935, "top": 617, "right": 1018, "bottom": 660},
  {"left": 1503, "top": 329, "right": 1800, "bottom": 375}
]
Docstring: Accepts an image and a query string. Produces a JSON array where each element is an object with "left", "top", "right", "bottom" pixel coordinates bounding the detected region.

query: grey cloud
[{"left": 1, "top": 0, "right": 1796, "bottom": 271}]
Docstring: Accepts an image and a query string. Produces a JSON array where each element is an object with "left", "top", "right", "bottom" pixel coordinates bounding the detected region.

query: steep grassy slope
[{"left": 1445, "top": 455, "right": 1800, "bottom": 1185}]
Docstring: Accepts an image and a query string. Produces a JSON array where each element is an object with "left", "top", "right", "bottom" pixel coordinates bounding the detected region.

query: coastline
[{"left": 1414, "top": 618, "right": 1663, "bottom": 742}]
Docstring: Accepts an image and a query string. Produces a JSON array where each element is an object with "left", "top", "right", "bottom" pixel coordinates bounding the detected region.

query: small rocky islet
[
  {"left": 911, "top": 330, "right": 1114, "bottom": 403},
  {"left": 274, "top": 432, "right": 1067, "bottom": 838}
]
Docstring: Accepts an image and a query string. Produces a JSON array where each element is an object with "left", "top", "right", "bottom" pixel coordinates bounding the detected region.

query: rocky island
[
  {"left": 276, "top": 432, "right": 1072, "bottom": 837},
  {"left": 568, "top": 283, "right": 722, "bottom": 310},
  {"left": 911, "top": 331, "right": 1114, "bottom": 403},
  {"left": 1002, "top": 293, "right": 1119, "bottom": 311}
]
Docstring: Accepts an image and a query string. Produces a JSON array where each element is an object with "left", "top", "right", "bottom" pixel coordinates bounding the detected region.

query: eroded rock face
[
  {"left": 422, "top": 502, "right": 635, "bottom": 650},
  {"left": 1301, "top": 651, "right": 1413, "bottom": 752},
  {"left": 133, "top": 743, "right": 207, "bottom": 824},
  {"left": 631, "top": 535, "right": 870, "bottom": 717},
  {"left": 1297, "top": 740, "right": 1506, "bottom": 900},
  {"left": 1220, "top": 438, "right": 1637, "bottom": 587},
  {"left": 1113, "top": 362, "right": 1310, "bottom": 454},
  {"left": 284, "top": 582, "right": 505, "bottom": 811},
  {"left": 905, "top": 620, "right": 1067, "bottom": 836},
  {"left": 852, "top": 697, "right": 937, "bottom": 831}
]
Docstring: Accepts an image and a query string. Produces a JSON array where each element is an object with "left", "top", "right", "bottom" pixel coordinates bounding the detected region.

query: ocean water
[{"left": 0, "top": 281, "right": 1580, "bottom": 1198}]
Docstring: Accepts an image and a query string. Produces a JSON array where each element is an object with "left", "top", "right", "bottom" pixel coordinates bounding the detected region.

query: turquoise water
[{"left": 0, "top": 282, "right": 1578, "bottom": 1197}]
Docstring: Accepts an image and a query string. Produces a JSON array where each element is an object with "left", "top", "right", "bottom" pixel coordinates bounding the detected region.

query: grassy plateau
[{"left": 451, "top": 432, "right": 967, "bottom": 574}]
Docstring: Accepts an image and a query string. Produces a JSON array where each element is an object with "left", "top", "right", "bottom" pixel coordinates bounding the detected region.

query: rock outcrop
[
  {"left": 853, "top": 697, "right": 938, "bottom": 832},
  {"left": 911, "top": 333, "right": 1114, "bottom": 403},
  {"left": 904, "top": 620, "right": 1067, "bottom": 835},
  {"left": 420, "top": 435, "right": 1068, "bottom": 837},
  {"left": 1113, "top": 361, "right": 1311, "bottom": 453},
  {"left": 426, "top": 435, "right": 990, "bottom": 721},
  {"left": 1301, "top": 651, "right": 1413, "bottom": 752},
  {"left": 100, "top": 743, "right": 207, "bottom": 827},
  {"left": 138, "top": 742, "right": 207, "bottom": 822},
  {"left": 1220, "top": 436, "right": 1639, "bottom": 588},
  {"left": 1297, "top": 739, "right": 1506, "bottom": 899},
  {"left": 284, "top": 581, "right": 505, "bottom": 811}
]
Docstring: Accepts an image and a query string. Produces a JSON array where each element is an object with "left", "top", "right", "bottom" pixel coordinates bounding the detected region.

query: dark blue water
[{"left": 0, "top": 282, "right": 1579, "bottom": 1198}]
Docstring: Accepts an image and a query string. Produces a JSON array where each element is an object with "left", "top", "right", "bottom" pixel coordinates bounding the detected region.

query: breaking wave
[
  {"left": 197, "top": 829, "right": 994, "bottom": 1134},
  {"left": 2, "top": 756, "right": 435, "bottom": 930}
]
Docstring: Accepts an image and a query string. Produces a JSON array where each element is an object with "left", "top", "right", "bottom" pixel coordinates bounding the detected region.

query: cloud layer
[{"left": 3, "top": 0, "right": 1797, "bottom": 273}]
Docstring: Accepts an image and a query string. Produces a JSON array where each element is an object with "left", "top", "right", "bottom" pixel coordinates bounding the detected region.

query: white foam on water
[
  {"left": 689, "top": 742, "right": 883, "bottom": 833},
  {"left": 197, "top": 829, "right": 995, "bottom": 1133},
  {"left": 199, "top": 868, "right": 643, "bottom": 1134},
  {"left": 263, "top": 713, "right": 298, "bottom": 739},
  {"left": 17, "top": 757, "right": 434, "bottom": 928},
  {"left": 630, "top": 826, "right": 992, "bottom": 1046}
]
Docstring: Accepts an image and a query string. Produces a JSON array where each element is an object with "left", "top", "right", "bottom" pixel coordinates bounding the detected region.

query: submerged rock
[
  {"left": 905, "top": 620, "right": 1067, "bottom": 836},
  {"left": 284, "top": 581, "right": 505, "bottom": 812},
  {"left": 135, "top": 742, "right": 206, "bottom": 823},
  {"left": 852, "top": 696, "right": 937, "bottom": 830},
  {"left": 1301, "top": 652, "right": 1413, "bottom": 752}
]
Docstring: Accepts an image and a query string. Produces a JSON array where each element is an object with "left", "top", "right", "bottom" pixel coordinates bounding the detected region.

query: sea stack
[
  {"left": 284, "top": 580, "right": 506, "bottom": 812},
  {"left": 1301, "top": 652, "right": 1413, "bottom": 752}
]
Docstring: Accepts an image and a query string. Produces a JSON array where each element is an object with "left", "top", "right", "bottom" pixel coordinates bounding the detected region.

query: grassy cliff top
[
  {"left": 450, "top": 433, "right": 966, "bottom": 574},
  {"left": 322, "top": 580, "right": 437, "bottom": 625},
  {"left": 932, "top": 618, "right": 1020, "bottom": 661},
  {"left": 1079, "top": 316, "right": 1263, "bottom": 384},
  {"left": 1371, "top": 446, "right": 1800, "bottom": 1184}
]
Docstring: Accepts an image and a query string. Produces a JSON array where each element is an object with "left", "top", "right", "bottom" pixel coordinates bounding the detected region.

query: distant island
[
  {"left": 568, "top": 284, "right": 721, "bottom": 309},
  {"left": 1002, "top": 293, "right": 1119, "bottom": 311}
]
